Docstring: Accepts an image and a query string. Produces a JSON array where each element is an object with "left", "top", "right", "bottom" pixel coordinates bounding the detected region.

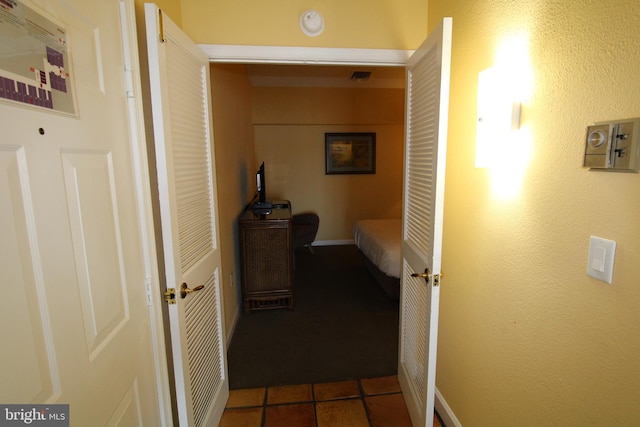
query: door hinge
[
  {"left": 145, "top": 278, "right": 153, "bottom": 306},
  {"left": 124, "top": 65, "right": 135, "bottom": 99},
  {"left": 164, "top": 288, "right": 176, "bottom": 304}
]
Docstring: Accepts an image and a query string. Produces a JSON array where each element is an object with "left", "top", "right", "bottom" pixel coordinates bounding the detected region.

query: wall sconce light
[{"left": 475, "top": 67, "right": 522, "bottom": 168}]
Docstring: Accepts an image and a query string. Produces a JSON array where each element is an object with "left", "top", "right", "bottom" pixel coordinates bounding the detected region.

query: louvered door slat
[{"left": 166, "top": 40, "right": 215, "bottom": 275}]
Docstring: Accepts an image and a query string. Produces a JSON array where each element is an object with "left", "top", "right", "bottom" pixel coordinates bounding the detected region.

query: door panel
[
  {"left": 0, "top": 146, "right": 57, "bottom": 403},
  {"left": 145, "top": 4, "right": 229, "bottom": 426},
  {"left": 62, "top": 151, "right": 130, "bottom": 357},
  {"left": 399, "top": 18, "right": 452, "bottom": 427},
  {"left": 106, "top": 382, "right": 145, "bottom": 427},
  {"left": 0, "top": 0, "right": 161, "bottom": 424}
]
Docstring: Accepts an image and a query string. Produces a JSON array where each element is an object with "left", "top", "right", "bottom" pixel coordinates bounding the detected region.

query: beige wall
[
  {"left": 252, "top": 87, "right": 405, "bottom": 241},
  {"left": 181, "top": 0, "right": 427, "bottom": 49},
  {"left": 209, "top": 64, "right": 256, "bottom": 336},
  {"left": 428, "top": 0, "right": 640, "bottom": 425}
]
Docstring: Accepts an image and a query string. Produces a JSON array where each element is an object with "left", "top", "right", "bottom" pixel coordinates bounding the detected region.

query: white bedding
[{"left": 353, "top": 219, "right": 402, "bottom": 279}]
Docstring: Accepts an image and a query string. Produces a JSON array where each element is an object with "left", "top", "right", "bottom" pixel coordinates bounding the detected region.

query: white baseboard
[
  {"left": 313, "top": 239, "right": 354, "bottom": 246},
  {"left": 435, "top": 387, "right": 462, "bottom": 427}
]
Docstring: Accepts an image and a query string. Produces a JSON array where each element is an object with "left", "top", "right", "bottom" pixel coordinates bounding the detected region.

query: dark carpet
[{"left": 227, "top": 244, "right": 399, "bottom": 390}]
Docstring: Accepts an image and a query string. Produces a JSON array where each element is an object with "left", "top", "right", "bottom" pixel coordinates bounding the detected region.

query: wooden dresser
[{"left": 239, "top": 202, "right": 294, "bottom": 312}]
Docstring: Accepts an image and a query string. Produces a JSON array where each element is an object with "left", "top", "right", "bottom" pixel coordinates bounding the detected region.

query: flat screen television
[{"left": 256, "top": 161, "right": 266, "bottom": 204}]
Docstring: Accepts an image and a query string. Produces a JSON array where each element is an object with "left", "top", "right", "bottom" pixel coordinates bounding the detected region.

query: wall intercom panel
[{"left": 584, "top": 117, "right": 640, "bottom": 172}]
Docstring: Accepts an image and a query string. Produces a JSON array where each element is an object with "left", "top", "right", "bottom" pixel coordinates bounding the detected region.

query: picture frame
[{"left": 325, "top": 132, "right": 376, "bottom": 174}]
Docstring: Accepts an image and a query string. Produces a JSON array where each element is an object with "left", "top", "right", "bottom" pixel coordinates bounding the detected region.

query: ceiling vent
[{"left": 350, "top": 71, "right": 372, "bottom": 81}]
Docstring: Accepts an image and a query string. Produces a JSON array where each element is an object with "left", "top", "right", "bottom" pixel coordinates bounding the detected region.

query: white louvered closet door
[
  {"left": 398, "top": 18, "right": 452, "bottom": 427},
  {"left": 145, "top": 4, "right": 228, "bottom": 426}
]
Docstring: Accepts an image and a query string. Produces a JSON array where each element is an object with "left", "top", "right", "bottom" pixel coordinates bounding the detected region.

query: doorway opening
[{"left": 210, "top": 59, "right": 407, "bottom": 388}]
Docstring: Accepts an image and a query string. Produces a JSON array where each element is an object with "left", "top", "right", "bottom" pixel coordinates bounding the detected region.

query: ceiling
[{"left": 245, "top": 64, "right": 405, "bottom": 89}]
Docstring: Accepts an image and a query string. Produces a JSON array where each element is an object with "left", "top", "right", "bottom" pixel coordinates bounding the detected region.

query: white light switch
[
  {"left": 587, "top": 236, "right": 616, "bottom": 284},
  {"left": 591, "top": 247, "right": 606, "bottom": 272}
]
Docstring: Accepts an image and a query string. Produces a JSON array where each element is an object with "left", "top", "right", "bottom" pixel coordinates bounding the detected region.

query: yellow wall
[
  {"left": 252, "top": 87, "right": 405, "bottom": 240},
  {"left": 180, "top": 0, "right": 427, "bottom": 49},
  {"left": 428, "top": 0, "right": 640, "bottom": 424},
  {"left": 209, "top": 64, "right": 256, "bottom": 336}
]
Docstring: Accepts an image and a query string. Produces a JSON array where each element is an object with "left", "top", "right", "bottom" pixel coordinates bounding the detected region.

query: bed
[{"left": 353, "top": 219, "right": 402, "bottom": 299}]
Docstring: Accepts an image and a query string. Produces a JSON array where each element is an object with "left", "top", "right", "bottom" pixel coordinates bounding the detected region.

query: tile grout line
[
  {"left": 358, "top": 379, "right": 374, "bottom": 427},
  {"left": 260, "top": 386, "right": 267, "bottom": 427},
  {"left": 311, "top": 383, "right": 320, "bottom": 427}
]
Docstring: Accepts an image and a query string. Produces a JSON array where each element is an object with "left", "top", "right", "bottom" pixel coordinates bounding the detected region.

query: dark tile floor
[{"left": 221, "top": 375, "right": 443, "bottom": 427}]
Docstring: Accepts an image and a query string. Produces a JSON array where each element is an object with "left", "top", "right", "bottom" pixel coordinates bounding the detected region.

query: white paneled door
[
  {"left": 399, "top": 18, "right": 452, "bottom": 427},
  {"left": 145, "top": 4, "right": 229, "bottom": 426},
  {"left": 0, "top": 0, "right": 164, "bottom": 425}
]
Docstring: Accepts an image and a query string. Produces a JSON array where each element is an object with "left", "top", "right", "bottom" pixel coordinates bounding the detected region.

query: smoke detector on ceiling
[{"left": 300, "top": 10, "right": 324, "bottom": 36}]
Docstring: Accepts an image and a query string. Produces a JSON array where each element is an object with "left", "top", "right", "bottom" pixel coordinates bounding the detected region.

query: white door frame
[{"left": 198, "top": 45, "right": 413, "bottom": 66}]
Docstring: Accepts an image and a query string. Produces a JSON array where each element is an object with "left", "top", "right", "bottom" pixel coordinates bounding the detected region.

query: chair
[{"left": 292, "top": 213, "right": 319, "bottom": 253}]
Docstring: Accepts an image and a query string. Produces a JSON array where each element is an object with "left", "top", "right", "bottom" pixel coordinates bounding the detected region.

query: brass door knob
[
  {"left": 180, "top": 282, "right": 205, "bottom": 299},
  {"left": 411, "top": 268, "right": 432, "bottom": 284},
  {"left": 410, "top": 268, "right": 443, "bottom": 287}
]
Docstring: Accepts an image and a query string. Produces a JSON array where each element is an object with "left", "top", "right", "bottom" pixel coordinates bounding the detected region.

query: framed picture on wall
[{"left": 325, "top": 132, "right": 376, "bottom": 174}]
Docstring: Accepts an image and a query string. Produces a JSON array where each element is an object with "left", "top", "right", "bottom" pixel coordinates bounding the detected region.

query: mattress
[{"left": 353, "top": 219, "right": 402, "bottom": 279}]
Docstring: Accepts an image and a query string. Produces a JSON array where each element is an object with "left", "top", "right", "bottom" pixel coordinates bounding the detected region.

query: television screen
[{"left": 257, "top": 162, "right": 266, "bottom": 203}]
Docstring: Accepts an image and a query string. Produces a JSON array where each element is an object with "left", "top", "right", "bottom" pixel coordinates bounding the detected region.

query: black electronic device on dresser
[
  {"left": 250, "top": 161, "right": 272, "bottom": 214},
  {"left": 239, "top": 201, "right": 294, "bottom": 312}
]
